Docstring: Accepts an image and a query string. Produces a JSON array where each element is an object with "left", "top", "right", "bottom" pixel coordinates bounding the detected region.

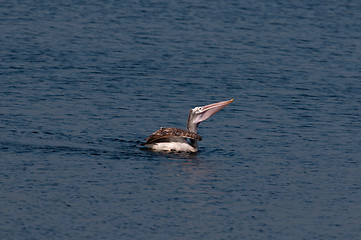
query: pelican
[{"left": 143, "top": 99, "right": 233, "bottom": 152}]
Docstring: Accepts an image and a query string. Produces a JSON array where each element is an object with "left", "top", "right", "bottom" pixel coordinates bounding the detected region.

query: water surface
[{"left": 1, "top": 1, "right": 361, "bottom": 239}]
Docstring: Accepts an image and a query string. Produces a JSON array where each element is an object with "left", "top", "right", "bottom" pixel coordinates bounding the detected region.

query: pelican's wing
[{"left": 145, "top": 127, "right": 202, "bottom": 144}]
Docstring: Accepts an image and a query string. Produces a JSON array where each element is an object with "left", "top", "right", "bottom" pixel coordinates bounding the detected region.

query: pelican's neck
[
  {"left": 187, "top": 110, "right": 199, "bottom": 133},
  {"left": 187, "top": 110, "right": 199, "bottom": 150},
  {"left": 187, "top": 121, "right": 199, "bottom": 133}
]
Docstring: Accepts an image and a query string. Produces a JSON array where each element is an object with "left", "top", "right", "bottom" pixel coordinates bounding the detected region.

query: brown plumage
[{"left": 144, "top": 127, "right": 202, "bottom": 144}]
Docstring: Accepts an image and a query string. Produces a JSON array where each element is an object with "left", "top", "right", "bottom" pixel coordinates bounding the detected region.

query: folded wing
[{"left": 145, "top": 127, "right": 202, "bottom": 144}]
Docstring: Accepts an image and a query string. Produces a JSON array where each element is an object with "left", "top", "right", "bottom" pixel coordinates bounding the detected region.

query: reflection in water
[{"left": 140, "top": 148, "right": 226, "bottom": 199}]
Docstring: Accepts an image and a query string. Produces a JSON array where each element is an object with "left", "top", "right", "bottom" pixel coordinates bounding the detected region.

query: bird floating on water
[{"left": 142, "top": 99, "right": 233, "bottom": 152}]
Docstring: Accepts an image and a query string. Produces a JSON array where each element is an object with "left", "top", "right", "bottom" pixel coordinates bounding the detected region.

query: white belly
[{"left": 144, "top": 138, "right": 198, "bottom": 152}]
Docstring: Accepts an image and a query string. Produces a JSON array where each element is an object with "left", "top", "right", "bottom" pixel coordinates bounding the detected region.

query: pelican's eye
[{"left": 196, "top": 107, "right": 203, "bottom": 113}]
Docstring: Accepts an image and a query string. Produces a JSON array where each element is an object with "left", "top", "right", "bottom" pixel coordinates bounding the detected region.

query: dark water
[{"left": 1, "top": 0, "right": 361, "bottom": 239}]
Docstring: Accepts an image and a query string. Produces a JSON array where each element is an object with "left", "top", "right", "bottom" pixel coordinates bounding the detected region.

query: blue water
[{"left": 1, "top": 1, "right": 361, "bottom": 239}]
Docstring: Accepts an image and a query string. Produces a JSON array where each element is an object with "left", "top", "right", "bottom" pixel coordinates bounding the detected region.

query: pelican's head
[{"left": 187, "top": 99, "right": 233, "bottom": 133}]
